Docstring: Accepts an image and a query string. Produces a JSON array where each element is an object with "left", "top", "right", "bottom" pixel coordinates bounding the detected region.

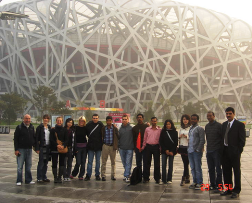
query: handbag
[
  {"left": 55, "top": 132, "right": 68, "bottom": 153},
  {"left": 166, "top": 131, "right": 177, "bottom": 156}
]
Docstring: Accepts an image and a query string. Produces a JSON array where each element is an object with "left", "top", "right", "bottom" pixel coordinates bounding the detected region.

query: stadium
[{"left": 0, "top": 0, "right": 252, "bottom": 119}]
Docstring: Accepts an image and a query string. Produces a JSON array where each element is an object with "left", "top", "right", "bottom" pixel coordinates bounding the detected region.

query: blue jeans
[
  {"left": 64, "top": 148, "right": 74, "bottom": 178},
  {"left": 188, "top": 151, "right": 203, "bottom": 185},
  {"left": 72, "top": 147, "right": 87, "bottom": 178},
  {"left": 206, "top": 150, "right": 222, "bottom": 187},
  {"left": 119, "top": 149, "right": 133, "bottom": 178},
  {"left": 37, "top": 146, "right": 50, "bottom": 180},
  {"left": 16, "top": 148, "right": 32, "bottom": 183},
  {"left": 86, "top": 150, "right": 101, "bottom": 177},
  {"left": 161, "top": 154, "right": 174, "bottom": 183}
]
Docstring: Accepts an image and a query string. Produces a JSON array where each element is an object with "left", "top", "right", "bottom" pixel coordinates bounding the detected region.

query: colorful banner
[{"left": 69, "top": 107, "right": 123, "bottom": 112}]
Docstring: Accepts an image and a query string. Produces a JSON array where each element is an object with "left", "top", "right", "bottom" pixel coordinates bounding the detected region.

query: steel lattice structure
[{"left": 0, "top": 0, "right": 252, "bottom": 118}]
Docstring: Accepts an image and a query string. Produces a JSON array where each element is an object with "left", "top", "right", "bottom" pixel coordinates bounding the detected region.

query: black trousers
[
  {"left": 222, "top": 146, "right": 241, "bottom": 193},
  {"left": 143, "top": 144, "right": 160, "bottom": 182},
  {"left": 52, "top": 153, "right": 66, "bottom": 168}
]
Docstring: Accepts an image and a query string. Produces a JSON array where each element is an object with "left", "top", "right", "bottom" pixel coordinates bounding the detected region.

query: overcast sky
[{"left": 1, "top": 0, "right": 252, "bottom": 26}]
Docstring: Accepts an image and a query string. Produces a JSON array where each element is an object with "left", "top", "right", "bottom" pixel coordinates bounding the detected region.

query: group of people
[{"left": 14, "top": 106, "right": 246, "bottom": 199}]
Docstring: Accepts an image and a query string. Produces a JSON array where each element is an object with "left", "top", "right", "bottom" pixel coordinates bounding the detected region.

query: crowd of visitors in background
[{"left": 14, "top": 107, "right": 246, "bottom": 198}]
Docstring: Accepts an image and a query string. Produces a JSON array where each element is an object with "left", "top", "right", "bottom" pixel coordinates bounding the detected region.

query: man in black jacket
[
  {"left": 205, "top": 111, "right": 222, "bottom": 191},
  {"left": 220, "top": 107, "right": 246, "bottom": 198},
  {"left": 132, "top": 114, "right": 148, "bottom": 171},
  {"left": 14, "top": 114, "right": 38, "bottom": 186},
  {"left": 85, "top": 114, "right": 104, "bottom": 181},
  {"left": 36, "top": 114, "right": 51, "bottom": 183}
]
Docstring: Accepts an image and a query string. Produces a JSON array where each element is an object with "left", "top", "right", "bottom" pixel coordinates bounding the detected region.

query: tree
[
  {"left": 0, "top": 92, "right": 27, "bottom": 125},
  {"left": 184, "top": 102, "right": 196, "bottom": 116},
  {"left": 159, "top": 99, "right": 172, "bottom": 121},
  {"left": 170, "top": 97, "right": 184, "bottom": 122},
  {"left": 85, "top": 109, "right": 93, "bottom": 122},
  {"left": 144, "top": 107, "right": 155, "bottom": 123},
  {"left": 0, "top": 100, "right": 7, "bottom": 124},
  {"left": 32, "top": 86, "right": 57, "bottom": 119},
  {"left": 183, "top": 101, "right": 207, "bottom": 120},
  {"left": 76, "top": 100, "right": 85, "bottom": 118},
  {"left": 51, "top": 101, "right": 72, "bottom": 115}
]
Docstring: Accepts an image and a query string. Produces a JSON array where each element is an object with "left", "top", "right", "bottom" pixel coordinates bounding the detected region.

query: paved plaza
[{"left": 0, "top": 129, "right": 251, "bottom": 203}]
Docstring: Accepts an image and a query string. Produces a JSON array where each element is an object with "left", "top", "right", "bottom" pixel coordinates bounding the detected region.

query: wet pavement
[{"left": 0, "top": 130, "right": 251, "bottom": 203}]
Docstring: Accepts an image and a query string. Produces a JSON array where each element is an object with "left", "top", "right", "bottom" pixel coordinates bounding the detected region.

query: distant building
[{"left": 0, "top": 0, "right": 252, "bottom": 119}]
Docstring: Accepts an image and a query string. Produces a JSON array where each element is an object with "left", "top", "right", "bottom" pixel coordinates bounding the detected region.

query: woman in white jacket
[{"left": 178, "top": 114, "right": 191, "bottom": 186}]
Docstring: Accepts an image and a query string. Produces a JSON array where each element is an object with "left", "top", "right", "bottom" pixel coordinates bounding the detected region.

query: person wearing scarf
[{"left": 50, "top": 116, "right": 68, "bottom": 183}]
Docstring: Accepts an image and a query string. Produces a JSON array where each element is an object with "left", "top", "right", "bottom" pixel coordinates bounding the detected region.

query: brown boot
[
  {"left": 185, "top": 175, "right": 190, "bottom": 184},
  {"left": 180, "top": 176, "right": 186, "bottom": 186}
]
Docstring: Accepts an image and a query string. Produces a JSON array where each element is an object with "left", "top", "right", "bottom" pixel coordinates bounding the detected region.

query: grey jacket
[
  {"left": 118, "top": 123, "right": 134, "bottom": 150},
  {"left": 189, "top": 124, "right": 205, "bottom": 152}
]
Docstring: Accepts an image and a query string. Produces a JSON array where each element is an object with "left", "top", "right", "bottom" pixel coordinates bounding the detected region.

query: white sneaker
[
  {"left": 159, "top": 181, "right": 164, "bottom": 185},
  {"left": 125, "top": 177, "right": 130, "bottom": 183},
  {"left": 16, "top": 182, "right": 21, "bottom": 186},
  {"left": 167, "top": 181, "right": 172, "bottom": 184},
  {"left": 63, "top": 178, "right": 68, "bottom": 181},
  {"left": 28, "top": 181, "right": 35, "bottom": 184},
  {"left": 123, "top": 177, "right": 126, "bottom": 181}
]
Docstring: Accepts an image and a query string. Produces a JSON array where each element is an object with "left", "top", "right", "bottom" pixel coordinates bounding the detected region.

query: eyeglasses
[
  {"left": 122, "top": 119, "right": 128, "bottom": 120},
  {"left": 93, "top": 118, "right": 98, "bottom": 119}
]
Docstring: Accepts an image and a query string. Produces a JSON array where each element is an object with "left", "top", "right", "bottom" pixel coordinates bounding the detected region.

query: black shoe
[
  {"left": 143, "top": 179, "right": 149, "bottom": 183},
  {"left": 96, "top": 175, "right": 101, "bottom": 181},
  {"left": 220, "top": 191, "right": 232, "bottom": 196},
  {"left": 43, "top": 179, "right": 50, "bottom": 182},
  {"left": 231, "top": 192, "right": 239, "bottom": 198},
  {"left": 84, "top": 175, "right": 90, "bottom": 181},
  {"left": 214, "top": 187, "right": 222, "bottom": 193},
  {"left": 111, "top": 177, "right": 116, "bottom": 181},
  {"left": 155, "top": 180, "right": 160, "bottom": 184},
  {"left": 102, "top": 177, "right": 106, "bottom": 181}
]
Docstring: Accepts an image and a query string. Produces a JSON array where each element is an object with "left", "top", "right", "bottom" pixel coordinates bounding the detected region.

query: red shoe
[{"left": 70, "top": 175, "right": 74, "bottom": 179}]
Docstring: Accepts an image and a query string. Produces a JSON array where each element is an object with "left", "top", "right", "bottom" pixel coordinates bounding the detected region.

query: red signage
[{"left": 100, "top": 100, "right": 105, "bottom": 108}]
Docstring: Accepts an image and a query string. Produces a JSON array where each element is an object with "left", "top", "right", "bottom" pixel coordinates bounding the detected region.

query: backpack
[{"left": 130, "top": 166, "right": 142, "bottom": 185}]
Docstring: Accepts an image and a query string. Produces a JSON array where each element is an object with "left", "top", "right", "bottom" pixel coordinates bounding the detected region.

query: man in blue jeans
[
  {"left": 14, "top": 114, "right": 39, "bottom": 186},
  {"left": 118, "top": 115, "right": 134, "bottom": 183},
  {"left": 188, "top": 114, "right": 205, "bottom": 190},
  {"left": 85, "top": 114, "right": 104, "bottom": 181},
  {"left": 205, "top": 111, "right": 222, "bottom": 191}
]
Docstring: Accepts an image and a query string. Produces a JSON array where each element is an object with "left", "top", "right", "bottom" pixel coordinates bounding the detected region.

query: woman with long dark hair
[
  {"left": 50, "top": 116, "right": 68, "bottom": 183},
  {"left": 63, "top": 118, "right": 75, "bottom": 181},
  {"left": 70, "top": 116, "right": 88, "bottom": 180},
  {"left": 178, "top": 114, "right": 191, "bottom": 186},
  {"left": 159, "top": 119, "right": 178, "bottom": 185}
]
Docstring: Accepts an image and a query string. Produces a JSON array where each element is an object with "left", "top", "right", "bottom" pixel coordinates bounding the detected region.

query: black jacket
[
  {"left": 14, "top": 122, "right": 36, "bottom": 151},
  {"left": 221, "top": 119, "right": 246, "bottom": 155},
  {"left": 159, "top": 129, "right": 178, "bottom": 154},
  {"left": 132, "top": 123, "right": 148, "bottom": 148},
  {"left": 50, "top": 125, "right": 68, "bottom": 151},
  {"left": 36, "top": 123, "right": 51, "bottom": 149},
  {"left": 102, "top": 125, "right": 119, "bottom": 150},
  {"left": 86, "top": 121, "right": 104, "bottom": 151}
]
